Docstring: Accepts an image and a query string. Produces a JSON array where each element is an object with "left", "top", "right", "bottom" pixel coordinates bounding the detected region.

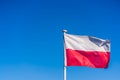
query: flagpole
[{"left": 63, "top": 30, "right": 67, "bottom": 80}]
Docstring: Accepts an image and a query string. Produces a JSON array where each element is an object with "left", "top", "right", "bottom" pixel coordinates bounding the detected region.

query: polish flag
[{"left": 64, "top": 33, "right": 110, "bottom": 68}]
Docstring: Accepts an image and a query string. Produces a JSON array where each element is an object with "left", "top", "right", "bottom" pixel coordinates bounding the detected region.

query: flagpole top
[{"left": 62, "top": 30, "right": 67, "bottom": 33}]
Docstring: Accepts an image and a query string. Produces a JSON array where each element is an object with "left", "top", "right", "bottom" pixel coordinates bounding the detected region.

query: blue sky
[{"left": 0, "top": 0, "right": 120, "bottom": 80}]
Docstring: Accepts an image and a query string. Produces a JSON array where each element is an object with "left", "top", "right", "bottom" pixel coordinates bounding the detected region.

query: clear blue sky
[{"left": 0, "top": 0, "right": 120, "bottom": 80}]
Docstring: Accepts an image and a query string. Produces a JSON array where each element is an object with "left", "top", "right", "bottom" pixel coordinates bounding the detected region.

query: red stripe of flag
[{"left": 66, "top": 49, "right": 110, "bottom": 68}]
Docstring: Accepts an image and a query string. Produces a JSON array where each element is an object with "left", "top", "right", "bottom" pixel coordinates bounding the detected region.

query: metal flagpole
[{"left": 63, "top": 30, "right": 67, "bottom": 80}]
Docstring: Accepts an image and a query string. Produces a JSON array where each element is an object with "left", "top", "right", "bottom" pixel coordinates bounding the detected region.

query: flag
[{"left": 64, "top": 33, "right": 110, "bottom": 68}]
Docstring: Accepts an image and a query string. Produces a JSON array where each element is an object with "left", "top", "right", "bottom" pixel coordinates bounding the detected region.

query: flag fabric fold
[{"left": 64, "top": 33, "right": 110, "bottom": 68}]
